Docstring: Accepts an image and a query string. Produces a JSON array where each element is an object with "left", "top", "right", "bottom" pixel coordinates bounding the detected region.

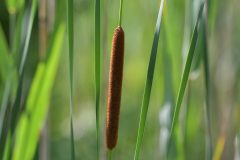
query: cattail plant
[{"left": 105, "top": 0, "right": 124, "bottom": 152}]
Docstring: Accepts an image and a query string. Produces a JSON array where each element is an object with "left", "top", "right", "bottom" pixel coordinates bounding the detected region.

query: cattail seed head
[{"left": 106, "top": 26, "right": 125, "bottom": 150}]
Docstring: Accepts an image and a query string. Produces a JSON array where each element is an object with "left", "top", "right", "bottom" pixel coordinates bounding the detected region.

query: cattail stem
[
  {"left": 118, "top": 0, "right": 123, "bottom": 26},
  {"left": 106, "top": 26, "right": 124, "bottom": 150},
  {"left": 107, "top": 150, "right": 112, "bottom": 160}
]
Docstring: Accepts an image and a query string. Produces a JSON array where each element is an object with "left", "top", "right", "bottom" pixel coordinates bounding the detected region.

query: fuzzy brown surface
[{"left": 106, "top": 26, "right": 125, "bottom": 150}]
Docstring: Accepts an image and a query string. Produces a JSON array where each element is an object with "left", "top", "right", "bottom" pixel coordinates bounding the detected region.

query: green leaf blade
[
  {"left": 95, "top": 0, "right": 101, "bottom": 159},
  {"left": 202, "top": 16, "right": 213, "bottom": 160},
  {"left": 169, "top": 2, "right": 205, "bottom": 148},
  {"left": 134, "top": 0, "right": 165, "bottom": 159},
  {"left": 66, "top": 0, "right": 75, "bottom": 159}
]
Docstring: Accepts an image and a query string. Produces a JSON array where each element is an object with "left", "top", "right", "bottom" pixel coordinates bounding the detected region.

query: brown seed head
[{"left": 106, "top": 26, "right": 125, "bottom": 150}]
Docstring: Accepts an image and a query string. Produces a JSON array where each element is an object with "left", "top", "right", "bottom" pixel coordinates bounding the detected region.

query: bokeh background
[{"left": 0, "top": 0, "right": 240, "bottom": 159}]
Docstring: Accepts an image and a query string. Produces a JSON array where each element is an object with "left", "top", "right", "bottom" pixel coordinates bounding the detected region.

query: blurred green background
[{"left": 0, "top": 0, "right": 240, "bottom": 159}]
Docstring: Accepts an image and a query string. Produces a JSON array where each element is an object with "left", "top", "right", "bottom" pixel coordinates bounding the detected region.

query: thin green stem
[
  {"left": 95, "top": 0, "right": 101, "bottom": 159},
  {"left": 118, "top": 0, "right": 123, "bottom": 26},
  {"left": 107, "top": 150, "right": 112, "bottom": 160},
  {"left": 203, "top": 16, "right": 213, "bottom": 160},
  {"left": 67, "top": 0, "right": 75, "bottom": 159}
]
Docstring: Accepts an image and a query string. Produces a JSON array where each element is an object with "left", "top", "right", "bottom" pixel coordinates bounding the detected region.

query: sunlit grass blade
[
  {"left": 202, "top": 16, "right": 213, "bottom": 160},
  {"left": 134, "top": 0, "right": 164, "bottom": 159},
  {"left": 3, "top": 134, "right": 11, "bottom": 160},
  {"left": 12, "top": 24, "right": 65, "bottom": 160},
  {"left": 213, "top": 136, "right": 225, "bottom": 160},
  {"left": 168, "top": 2, "right": 204, "bottom": 149},
  {"left": 95, "top": 0, "right": 101, "bottom": 159},
  {"left": 66, "top": 0, "right": 75, "bottom": 159},
  {"left": 6, "top": 0, "right": 25, "bottom": 14}
]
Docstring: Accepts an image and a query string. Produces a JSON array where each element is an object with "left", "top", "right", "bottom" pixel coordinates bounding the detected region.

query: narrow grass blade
[
  {"left": 9, "top": 0, "right": 39, "bottom": 136},
  {"left": 18, "top": 0, "right": 38, "bottom": 75},
  {"left": 0, "top": 77, "right": 12, "bottom": 139},
  {"left": 95, "top": 0, "right": 101, "bottom": 159},
  {"left": 202, "top": 16, "right": 213, "bottom": 160},
  {"left": 0, "top": 96, "right": 11, "bottom": 158},
  {"left": 10, "top": 74, "right": 23, "bottom": 132},
  {"left": 169, "top": 2, "right": 204, "bottom": 146},
  {"left": 12, "top": 24, "right": 65, "bottom": 160},
  {"left": 66, "top": 0, "right": 75, "bottom": 159},
  {"left": 134, "top": 0, "right": 164, "bottom": 159}
]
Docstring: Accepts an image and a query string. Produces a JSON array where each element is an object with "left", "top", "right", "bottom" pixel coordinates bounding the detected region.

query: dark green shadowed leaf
[
  {"left": 0, "top": 79, "right": 11, "bottom": 139},
  {"left": 134, "top": 0, "right": 165, "bottom": 159},
  {"left": 66, "top": 0, "right": 75, "bottom": 159},
  {"left": 12, "top": 8, "right": 25, "bottom": 60},
  {"left": 0, "top": 88, "right": 11, "bottom": 159},
  {"left": 4, "top": 3, "right": 39, "bottom": 156},
  {"left": 19, "top": 0, "right": 38, "bottom": 76},
  {"left": 168, "top": 2, "right": 205, "bottom": 151},
  {"left": 95, "top": 0, "right": 101, "bottom": 159},
  {"left": 8, "top": 1, "right": 39, "bottom": 138}
]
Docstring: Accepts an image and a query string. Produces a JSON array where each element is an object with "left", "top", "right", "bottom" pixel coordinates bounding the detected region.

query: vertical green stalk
[
  {"left": 95, "top": 0, "right": 101, "bottom": 159},
  {"left": 134, "top": 0, "right": 164, "bottom": 159},
  {"left": 66, "top": 0, "right": 75, "bottom": 159},
  {"left": 203, "top": 15, "right": 213, "bottom": 160},
  {"left": 107, "top": 150, "right": 112, "bottom": 160},
  {"left": 118, "top": 0, "right": 123, "bottom": 26}
]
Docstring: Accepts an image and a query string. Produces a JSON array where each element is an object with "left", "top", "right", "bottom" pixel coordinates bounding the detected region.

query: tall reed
[
  {"left": 105, "top": 0, "right": 124, "bottom": 152},
  {"left": 134, "top": 0, "right": 164, "bottom": 159}
]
